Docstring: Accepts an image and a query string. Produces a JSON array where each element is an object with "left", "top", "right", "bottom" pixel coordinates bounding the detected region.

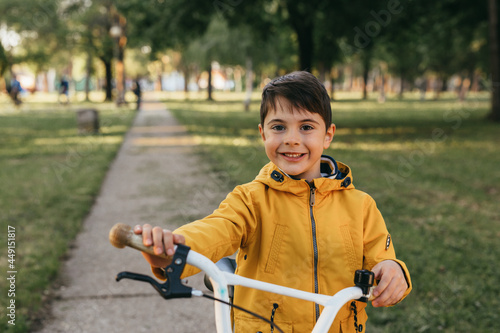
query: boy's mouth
[{"left": 281, "top": 152, "right": 306, "bottom": 159}]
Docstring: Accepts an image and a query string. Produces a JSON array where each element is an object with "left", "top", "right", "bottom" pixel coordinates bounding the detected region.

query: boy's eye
[
  {"left": 301, "top": 124, "right": 314, "bottom": 130},
  {"left": 271, "top": 125, "right": 285, "bottom": 131}
]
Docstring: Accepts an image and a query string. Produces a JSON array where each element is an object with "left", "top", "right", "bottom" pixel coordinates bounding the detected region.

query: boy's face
[{"left": 259, "top": 98, "right": 335, "bottom": 182}]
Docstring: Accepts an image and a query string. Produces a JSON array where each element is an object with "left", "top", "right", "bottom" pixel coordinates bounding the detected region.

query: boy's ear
[
  {"left": 324, "top": 123, "right": 336, "bottom": 149},
  {"left": 258, "top": 124, "right": 266, "bottom": 141}
]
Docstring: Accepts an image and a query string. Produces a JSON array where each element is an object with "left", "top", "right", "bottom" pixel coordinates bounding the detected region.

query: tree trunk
[
  {"left": 286, "top": 2, "right": 314, "bottom": 72},
  {"left": 84, "top": 49, "right": 92, "bottom": 102},
  {"left": 318, "top": 62, "right": 326, "bottom": 84},
  {"left": 42, "top": 72, "right": 49, "bottom": 93},
  {"left": 207, "top": 63, "right": 213, "bottom": 101},
  {"left": 488, "top": 0, "right": 500, "bottom": 121},
  {"left": 458, "top": 72, "right": 471, "bottom": 102},
  {"left": 330, "top": 67, "right": 340, "bottom": 101},
  {"left": 101, "top": 57, "right": 113, "bottom": 101},
  {"left": 399, "top": 70, "right": 405, "bottom": 100},
  {"left": 295, "top": 25, "right": 313, "bottom": 72},
  {"left": 442, "top": 75, "right": 449, "bottom": 92},
  {"left": 360, "top": 48, "right": 373, "bottom": 100},
  {"left": 244, "top": 57, "right": 253, "bottom": 112},
  {"left": 330, "top": 76, "right": 335, "bottom": 101},
  {"left": 434, "top": 75, "right": 443, "bottom": 100},
  {"left": 234, "top": 67, "right": 242, "bottom": 92},
  {"left": 419, "top": 78, "right": 427, "bottom": 101},
  {"left": 378, "top": 69, "right": 386, "bottom": 103},
  {"left": 0, "top": 43, "right": 8, "bottom": 77},
  {"left": 362, "top": 63, "right": 369, "bottom": 100},
  {"left": 115, "top": 43, "right": 126, "bottom": 105},
  {"left": 182, "top": 65, "right": 189, "bottom": 99}
]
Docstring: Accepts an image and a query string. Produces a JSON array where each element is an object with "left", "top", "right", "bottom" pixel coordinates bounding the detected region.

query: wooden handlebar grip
[{"left": 109, "top": 223, "right": 168, "bottom": 258}]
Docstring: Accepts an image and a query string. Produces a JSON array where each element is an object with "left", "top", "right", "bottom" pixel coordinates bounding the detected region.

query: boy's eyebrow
[
  {"left": 266, "top": 118, "right": 321, "bottom": 125},
  {"left": 266, "top": 118, "right": 284, "bottom": 125}
]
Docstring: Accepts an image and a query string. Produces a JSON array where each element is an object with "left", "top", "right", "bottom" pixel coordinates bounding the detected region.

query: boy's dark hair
[{"left": 260, "top": 71, "right": 332, "bottom": 131}]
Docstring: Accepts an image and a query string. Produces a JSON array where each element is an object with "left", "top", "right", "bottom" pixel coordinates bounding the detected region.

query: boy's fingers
[
  {"left": 372, "top": 273, "right": 407, "bottom": 307},
  {"left": 133, "top": 225, "right": 142, "bottom": 234},
  {"left": 372, "top": 269, "right": 390, "bottom": 298},
  {"left": 374, "top": 286, "right": 401, "bottom": 307},
  {"left": 162, "top": 229, "right": 175, "bottom": 256},
  {"left": 137, "top": 224, "right": 179, "bottom": 258},
  {"left": 372, "top": 277, "right": 395, "bottom": 306},
  {"left": 173, "top": 233, "right": 186, "bottom": 245},
  {"left": 371, "top": 263, "right": 394, "bottom": 306},
  {"left": 152, "top": 226, "right": 165, "bottom": 255},
  {"left": 142, "top": 224, "right": 153, "bottom": 246}
]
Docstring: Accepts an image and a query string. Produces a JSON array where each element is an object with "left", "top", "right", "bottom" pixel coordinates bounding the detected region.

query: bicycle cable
[{"left": 202, "top": 293, "right": 284, "bottom": 333}]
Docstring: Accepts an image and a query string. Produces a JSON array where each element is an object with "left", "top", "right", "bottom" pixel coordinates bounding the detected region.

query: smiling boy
[
  {"left": 258, "top": 95, "right": 335, "bottom": 182},
  {"left": 136, "top": 71, "right": 411, "bottom": 332}
]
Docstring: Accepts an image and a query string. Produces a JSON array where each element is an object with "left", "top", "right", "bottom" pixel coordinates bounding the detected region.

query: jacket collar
[{"left": 255, "top": 155, "right": 355, "bottom": 193}]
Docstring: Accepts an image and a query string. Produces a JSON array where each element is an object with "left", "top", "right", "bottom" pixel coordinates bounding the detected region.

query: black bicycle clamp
[
  {"left": 115, "top": 244, "right": 193, "bottom": 299},
  {"left": 354, "top": 269, "right": 375, "bottom": 302}
]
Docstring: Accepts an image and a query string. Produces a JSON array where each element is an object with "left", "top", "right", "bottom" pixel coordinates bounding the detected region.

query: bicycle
[{"left": 109, "top": 223, "right": 375, "bottom": 333}]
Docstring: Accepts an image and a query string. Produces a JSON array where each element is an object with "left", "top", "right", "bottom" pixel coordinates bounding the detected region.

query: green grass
[
  {"left": 166, "top": 91, "right": 500, "bottom": 332},
  {"left": 0, "top": 96, "right": 135, "bottom": 332}
]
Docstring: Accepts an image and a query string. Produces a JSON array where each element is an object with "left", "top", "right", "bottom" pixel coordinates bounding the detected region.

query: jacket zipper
[{"left": 309, "top": 182, "right": 320, "bottom": 322}]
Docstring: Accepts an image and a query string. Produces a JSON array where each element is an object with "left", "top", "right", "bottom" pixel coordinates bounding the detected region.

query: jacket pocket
[
  {"left": 340, "top": 306, "right": 368, "bottom": 333},
  {"left": 234, "top": 314, "right": 293, "bottom": 333},
  {"left": 265, "top": 224, "right": 288, "bottom": 274},
  {"left": 340, "top": 225, "right": 358, "bottom": 274}
]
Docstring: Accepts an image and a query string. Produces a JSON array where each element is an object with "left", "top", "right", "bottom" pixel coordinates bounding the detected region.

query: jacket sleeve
[
  {"left": 152, "top": 184, "right": 259, "bottom": 279},
  {"left": 362, "top": 195, "right": 412, "bottom": 303}
]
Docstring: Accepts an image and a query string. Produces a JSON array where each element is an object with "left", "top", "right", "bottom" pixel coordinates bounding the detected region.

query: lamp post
[{"left": 110, "top": 23, "right": 126, "bottom": 106}]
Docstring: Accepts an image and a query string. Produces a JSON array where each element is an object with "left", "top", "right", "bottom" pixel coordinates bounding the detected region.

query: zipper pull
[
  {"left": 310, "top": 186, "right": 316, "bottom": 206},
  {"left": 270, "top": 303, "right": 279, "bottom": 333}
]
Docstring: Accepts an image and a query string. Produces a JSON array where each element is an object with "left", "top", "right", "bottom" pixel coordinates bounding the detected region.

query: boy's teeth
[{"left": 284, "top": 153, "right": 302, "bottom": 157}]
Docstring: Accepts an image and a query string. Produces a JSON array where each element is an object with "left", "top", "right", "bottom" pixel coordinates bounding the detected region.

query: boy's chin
[{"left": 278, "top": 167, "right": 303, "bottom": 179}]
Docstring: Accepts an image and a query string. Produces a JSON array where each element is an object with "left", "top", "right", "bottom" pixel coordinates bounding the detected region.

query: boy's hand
[
  {"left": 133, "top": 224, "right": 185, "bottom": 268},
  {"left": 371, "top": 260, "right": 408, "bottom": 307}
]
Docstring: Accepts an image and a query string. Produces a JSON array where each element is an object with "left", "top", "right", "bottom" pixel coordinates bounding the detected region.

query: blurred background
[{"left": 0, "top": 0, "right": 499, "bottom": 118}]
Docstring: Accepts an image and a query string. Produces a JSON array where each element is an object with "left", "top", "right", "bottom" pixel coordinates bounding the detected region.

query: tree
[
  {"left": 0, "top": 42, "right": 8, "bottom": 77},
  {"left": 488, "top": 0, "right": 500, "bottom": 121},
  {"left": 0, "top": 0, "right": 69, "bottom": 89},
  {"left": 183, "top": 18, "right": 253, "bottom": 101},
  {"left": 222, "top": 0, "right": 355, "bottom": 72},
  {"left": 117, "top": 0, "right": 215, "bottom": 76},
  {"left": 371, "top": 0, "right": 427, "bottom": 98},
  {"left": 118, "top": 0, "right": 214, "bottom": 52},
  {"left": 65, "top": 0, "right": 124, "bottom": 101}
]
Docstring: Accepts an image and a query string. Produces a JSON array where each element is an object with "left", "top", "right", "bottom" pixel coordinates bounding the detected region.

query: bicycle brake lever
[
  {"left": 115, "top": 244, "right": 193, "bottom": 300},
  {"left": 116, "top": 271, "right": 171, "bottom": 296}
]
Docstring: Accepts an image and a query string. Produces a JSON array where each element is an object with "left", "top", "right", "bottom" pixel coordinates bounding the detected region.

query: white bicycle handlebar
[{"left": 109, "top": 223, "right": 373, "bottom": 333}]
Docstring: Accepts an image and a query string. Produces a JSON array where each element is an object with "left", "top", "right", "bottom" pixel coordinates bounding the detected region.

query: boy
[{"left": 135, "top": 71, "right": 411, "bottom": 332}]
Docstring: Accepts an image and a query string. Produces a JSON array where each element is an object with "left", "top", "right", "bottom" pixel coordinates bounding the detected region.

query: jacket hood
[{"left": 254, "top": 155, "right": 355, "bottom": 194}]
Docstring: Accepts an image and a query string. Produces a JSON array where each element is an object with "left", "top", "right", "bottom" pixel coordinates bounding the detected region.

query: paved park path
[{"left": 36, "top": 101, "right": 228, "bottom": 332}]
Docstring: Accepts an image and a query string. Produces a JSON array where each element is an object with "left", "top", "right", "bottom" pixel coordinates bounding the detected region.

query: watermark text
[{"left": 6, "top": 225, "right": 17, "bottom": 326}]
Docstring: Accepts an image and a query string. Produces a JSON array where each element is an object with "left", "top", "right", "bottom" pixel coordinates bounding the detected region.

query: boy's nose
[{"left": 284, "top": 129, "right": 300, "bottom": 145}]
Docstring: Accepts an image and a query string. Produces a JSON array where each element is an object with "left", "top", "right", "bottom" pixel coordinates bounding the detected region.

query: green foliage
[
  {"left": 167, "top": 92, "right": 500, "bottom": 332},
  {"left": 0, "top": 0, "right": 70, "bottom": 71},
  {"left": 1, "top": 0, "right": 497, "bottom": 119},
  {"left": 0, "top": 0, "right": 495, "bottom": 89},
  {"left": 0, "top": 101, "right": 135, "bottom": 332},
  {"left": 117, "top": 0, "right": 214, "bottom": 52}
]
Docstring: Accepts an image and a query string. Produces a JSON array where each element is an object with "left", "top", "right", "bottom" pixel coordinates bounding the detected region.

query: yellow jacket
[{"left": 161, "top": 157, "right": 412, "bottom": 332}]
